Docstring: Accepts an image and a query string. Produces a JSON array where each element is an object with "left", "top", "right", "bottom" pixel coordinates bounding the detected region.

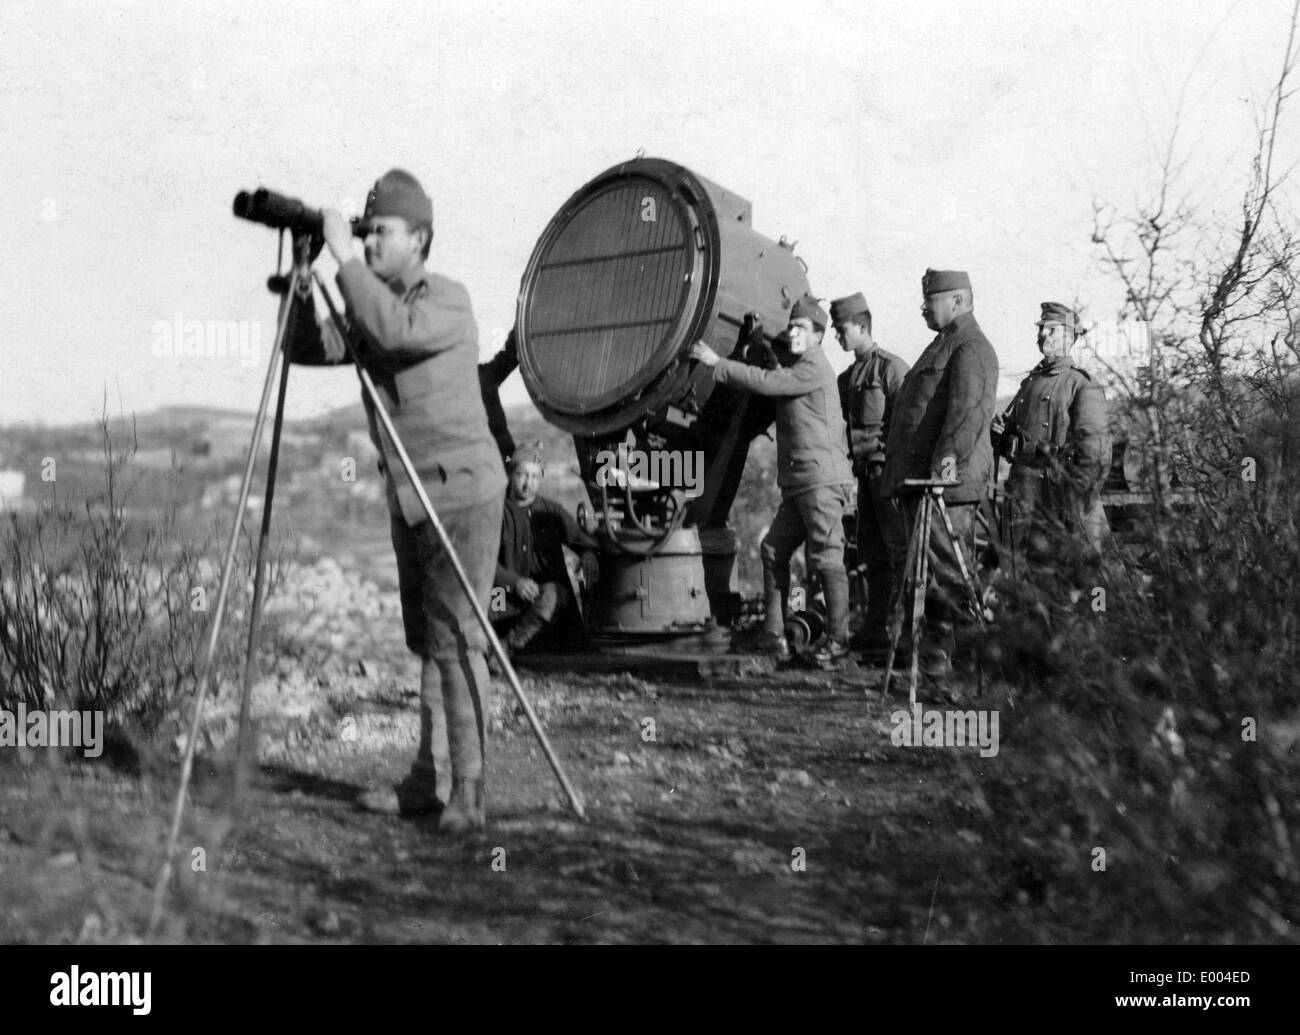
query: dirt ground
[{"left": 0, "top": 560, "right": 1029, "bottom": 945}]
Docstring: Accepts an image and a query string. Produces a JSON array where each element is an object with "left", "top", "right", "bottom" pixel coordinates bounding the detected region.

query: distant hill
[
  {"left": 137, "top": 405, "right": 272, "bottom": 430},
  {"left": 10, "top": 396, "right": 554, "bottom": 441}
]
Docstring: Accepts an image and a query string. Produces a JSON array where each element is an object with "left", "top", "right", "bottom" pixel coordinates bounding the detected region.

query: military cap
[
  {"left": 790, "top": 294, "right": 828, "bottom": 331},
  {"left": 364, "top": 168, "right": 434, "bottom": 232},
  {"left": 830, "top": 292, "right": 872, "bottom": 326},
  {"left": 1035, "top": 301, "right": 1084, "bottom": 337},
  {"left": 508, "top": 439, "right": 545, "bottom": 469},
  {"left": 921, "top": 268, "right": 972, "bottom": 294}
]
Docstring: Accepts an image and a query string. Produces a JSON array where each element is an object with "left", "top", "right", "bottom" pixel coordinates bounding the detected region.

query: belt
[{"left": 1015, "top": 447, "right": 1061, "bottom": 470}]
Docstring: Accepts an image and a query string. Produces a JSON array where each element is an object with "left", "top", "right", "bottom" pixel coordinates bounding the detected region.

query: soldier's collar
[
  {"left": 1034, "top": 354, "right": 1074, "bottom": 374},
  {"left": 386, "top": 266, "right": 430, "bottom": 295},
  {"left": 940, "top": 310, "right": 976, "bottom": 337},
  {"left": 783, "top": 343, "right": 822, "bottom": 365}
]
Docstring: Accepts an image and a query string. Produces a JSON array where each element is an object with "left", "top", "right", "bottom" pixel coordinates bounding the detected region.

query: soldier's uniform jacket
[
  {"left": 880, "top": 311, "right": 999, "bottom": 504},
  {"left": 999, "top": 355, "right": 1110, "bottom": 492},
  {"left": 713, "top": 346, "right": 855, "bottom": 498},
  {"left": 291, "top": 259, "right": 506, "bottom": 526},
  {"left": 494, "top": 493, "right": 597, "bottom": 589},
  {"left": 837, "top": 346, "right": 909, "bottom": 470}
]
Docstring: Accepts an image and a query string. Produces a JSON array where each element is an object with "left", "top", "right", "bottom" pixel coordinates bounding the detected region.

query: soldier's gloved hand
[
  {"left": 516, "top": 577, "right": 541, "bottom": 604},
  {"left": 1064, "top": 462, "right": 1097, "bottom": 494},
  {"left": 319, "top": 314, "right": 349, "bottom": 363},
  {"left": 322, "top": 209, "right": 356, "bottom": 265},
  {"left": 689, "top": 340, "right": 721, "bottom": 367}
]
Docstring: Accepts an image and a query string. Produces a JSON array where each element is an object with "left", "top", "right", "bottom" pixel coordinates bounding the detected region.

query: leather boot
[
  {"left": 820, "top": 566, "right": 851, "bottom": 647},
  {"left": 861, "top": 562, "right": 895, "bottom": 646},
  {"left": 919, "top": 622, "right": 956, "bottom": 679},
  {"left": 438, "top": 777, "right": 486, "bottom": 833},
  {"left": 487, "top": 638, "right": 511, "bottom": 676},
  {"left": 506, "top": 609, "right": 546, "bottom": 652},
  {"left": 762, "top": 581, "right": 789, "bottom": 637},
  {"left": 358, "top": 771, "right": 442, "bottom": 817}
]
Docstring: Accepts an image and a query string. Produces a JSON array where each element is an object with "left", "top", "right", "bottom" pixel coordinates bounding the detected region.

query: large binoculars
[{"left": 233, "top": 188, "right": 369, "bottom": 238}]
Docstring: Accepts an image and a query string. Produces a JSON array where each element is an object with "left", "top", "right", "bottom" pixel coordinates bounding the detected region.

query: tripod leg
[
  {"left": 908, "top": 493, "right": 934, "bottom": 709},
  {"left": 231, "top": 281, "right": 299, "bottom": 807},
  {"left": 148, "top": 263, "right": 302, "bottom": 940},
  {"left": 313, "top": 274, "right": 586, "bottom": 821},
  {"left": 935, "top": 496, "right": 987, "bottom": 629},
  {"left": 882, "top": 492, "right": 925, "bottom": 696},
  {"left": 936, "top": 495, "right": 988, "bottom": 694}
]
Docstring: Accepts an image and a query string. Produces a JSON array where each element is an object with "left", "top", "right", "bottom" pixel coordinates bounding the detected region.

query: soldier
[
  {"left": 491, "top": 439, "right": 598, "bottom": 660},
  {"left": 993, "top": 301, "right": 1111, "bottom": 564},
  {"left": 881, "top": 269, "right": 999, "bottom": 680},
  {"left": 690, "top": 296, "right": 857, "bottom": 664},
  {"left": 830, "top": 292, "right": 910, "bottom": 662},
  {"left": 480, "top": 328, "right": 518, "bottom": 464},
  {"left": 291, "top": 169, "right": 506, "bottom": 832}
]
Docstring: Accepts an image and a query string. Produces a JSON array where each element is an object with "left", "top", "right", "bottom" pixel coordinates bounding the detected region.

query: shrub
[{"left": 0, "top": 412, "right": 285, "bottom": 739}]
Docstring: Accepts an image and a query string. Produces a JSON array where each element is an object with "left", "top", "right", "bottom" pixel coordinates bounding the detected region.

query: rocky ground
[{"left": 0, "top": 558, "right": 1034, "bottom": 945}]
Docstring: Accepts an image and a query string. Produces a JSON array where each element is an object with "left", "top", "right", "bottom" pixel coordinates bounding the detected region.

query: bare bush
[
  {"left": 0, "top": 409, "right": 287, "bottom": 739},
  {"left": 974, "top": 4, "right": 1300, "bottom": 940}
]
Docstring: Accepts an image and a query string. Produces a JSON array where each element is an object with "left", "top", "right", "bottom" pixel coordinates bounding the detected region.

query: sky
[{"left": 2, "top": 0, "right": 1296, "bottom": 428}]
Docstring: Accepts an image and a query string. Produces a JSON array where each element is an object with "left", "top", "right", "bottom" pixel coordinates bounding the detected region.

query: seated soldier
[{"left": 492, "top": 440, "right": 598, "bottom": 658}]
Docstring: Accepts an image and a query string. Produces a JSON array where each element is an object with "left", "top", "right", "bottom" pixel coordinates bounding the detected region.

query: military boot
[
  {"left": 820, "top": 567, "right": 851, "bottom": 644},
  {"left": 810, "top": 638, "right": 852, "bottom": 669},
  {"left": 762, "top": 582, "right": 789, "bottom": 638},
  {"left": 358, "top": 771, "right": 442, "bottom": 817},
  {"left": 438, "top": 777, "right": 486, "bottom": 833},
  {"left": 486, "top": 638, "right": 511, "bottom": 676},
  {"left": 506, "top": 610, "right": 546, "bottom": 653}
]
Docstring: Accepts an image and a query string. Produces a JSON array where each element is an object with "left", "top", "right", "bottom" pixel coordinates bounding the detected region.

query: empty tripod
[{"left": 882, "top": 479, "right": 988, "bottom": 706}]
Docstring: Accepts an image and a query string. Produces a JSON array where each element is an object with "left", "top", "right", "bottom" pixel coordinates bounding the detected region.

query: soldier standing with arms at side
[
  {"left": 290, "top": 169, "right": 505, "bottom": 833},
  {"left": 993, "top": 301, "right": 1111, "bottom": 565},
  {"left": 690, "top": 296, "right": 857, "bottom": 664},
  {"left": 881, "top": 269, "right": 999, "bottom": 681},
  {"left": 830, "top": 292, "right": 910, "bottom": 663}
]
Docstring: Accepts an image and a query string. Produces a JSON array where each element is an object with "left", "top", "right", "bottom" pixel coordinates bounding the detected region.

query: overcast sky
[{"left": 2, "top": 0, "right": 1295, "bottom": 428}]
